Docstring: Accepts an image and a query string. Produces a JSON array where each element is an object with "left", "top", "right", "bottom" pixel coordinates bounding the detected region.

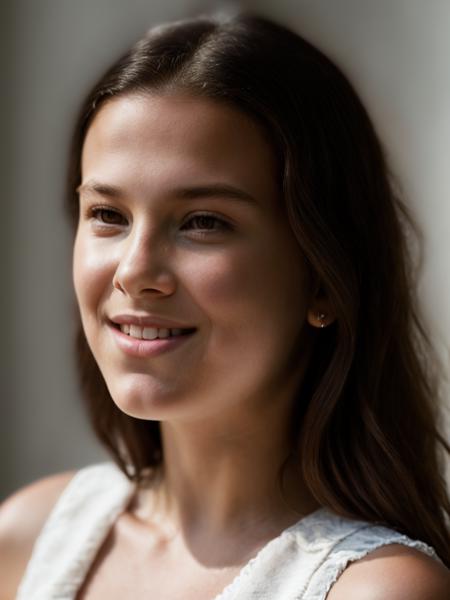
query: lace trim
[
  {"left": 16, "top": 462, "right": 135, "bottom": 599},
  {"left": 15, "top": 463, "right": 444, "bottom": 600},
  {"left": 213, "top": 507, "right": 335, "bottom": 600},
  {"left": 302, "top": 525, "right": 443, "bottom": 600}
]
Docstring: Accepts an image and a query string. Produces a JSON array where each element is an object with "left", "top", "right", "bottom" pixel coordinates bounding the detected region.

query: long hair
[{"left": 66, "top": 12, "right": 450, "bottom": 565}]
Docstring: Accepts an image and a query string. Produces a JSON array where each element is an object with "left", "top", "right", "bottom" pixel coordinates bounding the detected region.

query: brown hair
[{"left": 66, "top": 12, "right": 450, "bottom": 564}]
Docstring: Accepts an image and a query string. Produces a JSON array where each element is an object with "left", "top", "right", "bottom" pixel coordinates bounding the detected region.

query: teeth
[
  {"left": 119, "top": 324, "right": 188, "bottom": 340},
  {"left": 143, "top": 327, "right": 158, "bottom": 340},
  {"left": 129, "top": 325, "right": 141, "bottom": 338}
]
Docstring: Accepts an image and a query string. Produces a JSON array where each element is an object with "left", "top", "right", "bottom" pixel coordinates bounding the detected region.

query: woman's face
[{"left": 73, "top": 93, "right": 313, "bottom": 424}]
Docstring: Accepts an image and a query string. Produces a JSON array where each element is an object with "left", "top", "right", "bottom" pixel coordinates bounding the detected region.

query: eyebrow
[{"left": 76, "top": 180, "right": 257, "bottom": 205}]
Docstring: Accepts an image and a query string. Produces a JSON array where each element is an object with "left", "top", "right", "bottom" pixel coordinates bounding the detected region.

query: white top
[{"left": 16, "top": 462, "right": 443, "bottom": 600}]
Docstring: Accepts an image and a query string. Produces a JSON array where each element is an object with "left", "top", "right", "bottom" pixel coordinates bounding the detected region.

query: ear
[{"left": 306, "top": 279, "right": 336, "bottom": 329}]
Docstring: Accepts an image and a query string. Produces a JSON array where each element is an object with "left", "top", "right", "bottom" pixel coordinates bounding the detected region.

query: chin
[{"left": 105, "top": 372, "right": 193, "bottom": 421}]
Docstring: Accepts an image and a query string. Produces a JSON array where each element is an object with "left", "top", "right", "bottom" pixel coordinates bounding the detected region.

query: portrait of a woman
[{"left": 1, "top": 10, "right": 449, "bottom": 599}]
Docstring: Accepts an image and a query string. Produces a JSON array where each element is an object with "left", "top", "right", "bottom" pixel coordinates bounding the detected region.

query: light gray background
[{"left": 2, "top": 0, "right": 449, "bottom": 498}]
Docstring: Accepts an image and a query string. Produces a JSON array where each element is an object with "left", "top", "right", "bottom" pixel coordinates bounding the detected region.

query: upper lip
[{"left": 109, "top": 314, "right": 197, "bottom": 330}]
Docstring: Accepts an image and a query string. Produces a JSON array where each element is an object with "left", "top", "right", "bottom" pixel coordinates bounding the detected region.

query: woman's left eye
[
  {"left": 90, "top": 207, "right": 127, "bottom": 226},
  {"left": 85, "top": 207, "right": 231, "bottom": 237},
  {"left": 181, "top": 214, "right": 231, "bottom": 234}
]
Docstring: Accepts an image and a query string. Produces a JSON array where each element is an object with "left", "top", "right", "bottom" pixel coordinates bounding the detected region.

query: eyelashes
[
  {"left": 86, "top": 205, "right": 233, "bottom": 236},
  {"left": 90, "top": 207, "right": 127, "bottom": 226},
  {"left": 180, "top": 213, "right": 231, "bottom": 233}
]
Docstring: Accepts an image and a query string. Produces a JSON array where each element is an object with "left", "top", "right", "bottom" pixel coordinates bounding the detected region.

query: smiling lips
[
  {"left": 118, "top": 324, "right": 195, "bottom": 340},
  {"left": 108, "top": 317, "right": 197, "bottom": 358}
]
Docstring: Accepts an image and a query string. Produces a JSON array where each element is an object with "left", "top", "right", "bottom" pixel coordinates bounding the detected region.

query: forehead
[{"left": 81, "top": 93, "right": 280, "bottom": 209}]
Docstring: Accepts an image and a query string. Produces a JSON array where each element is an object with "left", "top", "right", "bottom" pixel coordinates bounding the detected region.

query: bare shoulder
[
  {"left": 327, "top": 543, "right": 450, "bottom": 600},
  {"left": 0, "top": 469, "right": 77, "bottom": 600}
]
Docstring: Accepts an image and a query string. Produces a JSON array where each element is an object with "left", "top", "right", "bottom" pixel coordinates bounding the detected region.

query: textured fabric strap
[
  {"left": 15, "top": 464, "right": 443, "bottom": 600},
  {"left": 214, "top": 509, "right": 443, "bottom": 600},
  {"left": 16, "top": 462, "right": 135, "bottom": 600},
  {"left": 302, "top": 522, "right": 442, "bottom": 600}
]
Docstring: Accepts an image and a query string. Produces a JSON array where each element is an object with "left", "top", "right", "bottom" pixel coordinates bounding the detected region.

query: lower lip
[{"left": 108, "top": 324, "right": 196, "bottom": 358}]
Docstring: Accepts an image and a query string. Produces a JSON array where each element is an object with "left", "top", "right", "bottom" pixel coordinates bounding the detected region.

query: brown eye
[
  {"left": 181, "top": 214, "right": 230, "bottom": 232},
  {"left": 92, "top": 208, "right": 127, "bottom": 225}
]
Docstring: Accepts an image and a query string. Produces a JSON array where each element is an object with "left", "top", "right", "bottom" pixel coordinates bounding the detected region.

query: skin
[
  {"left": 0, "top": 92, "right": 447, "bottom": 599},
  {"left": 70, "top": 95, "right": 450, "bottom": 598},
  {"left": 73, "top": 93, "right": 329, "bottom": 543},
  {"left": 75, "top": 94, "right": 320, "bottom": 425},
  {"left": 71, "top": 92, "right": 335, "bottom": 596}
]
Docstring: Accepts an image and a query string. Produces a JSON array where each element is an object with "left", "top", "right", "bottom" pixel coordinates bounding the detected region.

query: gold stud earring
[{"left": 317, "top": 312, "right": 326, "bottom": 328}]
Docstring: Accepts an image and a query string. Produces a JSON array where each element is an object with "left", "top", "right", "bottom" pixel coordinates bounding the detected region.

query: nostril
[{"left": 112, "top": 278, "right": 125, "bottom": 293}]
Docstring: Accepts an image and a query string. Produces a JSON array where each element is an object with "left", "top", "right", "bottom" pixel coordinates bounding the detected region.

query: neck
[{"left": 137, "top": 398, "right": 319, "bottom": 541}]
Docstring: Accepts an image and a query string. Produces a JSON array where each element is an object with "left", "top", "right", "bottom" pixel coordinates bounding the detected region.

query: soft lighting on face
[{"left": 73, "top": 93, "right": 311, "bottom": 424}]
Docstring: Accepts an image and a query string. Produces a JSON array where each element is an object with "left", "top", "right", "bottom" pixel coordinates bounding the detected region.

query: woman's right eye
[{"left": 90, "top": 207, "right": 127, "bottom": 226}]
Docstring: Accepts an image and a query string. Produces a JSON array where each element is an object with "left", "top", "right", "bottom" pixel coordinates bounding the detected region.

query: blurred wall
[
  {"left": 2, "top": 0, "right": 225, "bottom": 498},
  {"left": 2, "top": 0, "right": 449, "bottom": 498}
]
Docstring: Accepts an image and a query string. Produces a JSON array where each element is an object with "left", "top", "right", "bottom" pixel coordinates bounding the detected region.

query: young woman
[{"left": 1, "top": 11, "right": 449, "bottom": 600}]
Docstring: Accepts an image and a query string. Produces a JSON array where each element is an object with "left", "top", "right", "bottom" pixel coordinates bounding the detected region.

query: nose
[{"left": 112, "top": 224, "right": 176, "bottom": 298}]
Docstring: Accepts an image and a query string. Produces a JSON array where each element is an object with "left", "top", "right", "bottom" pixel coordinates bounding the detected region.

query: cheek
[
  {"left": 181, "top": 247, "right": 262, "bottom": 323},
  {"left": 188, "top": 253, "right": 248, "bottom": 305},
  {"left": 72, "top": 233, "right": 113, "bottom": 315},
  {"left": 182, "top": 239, "right": 307, "bottom": 329}
]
